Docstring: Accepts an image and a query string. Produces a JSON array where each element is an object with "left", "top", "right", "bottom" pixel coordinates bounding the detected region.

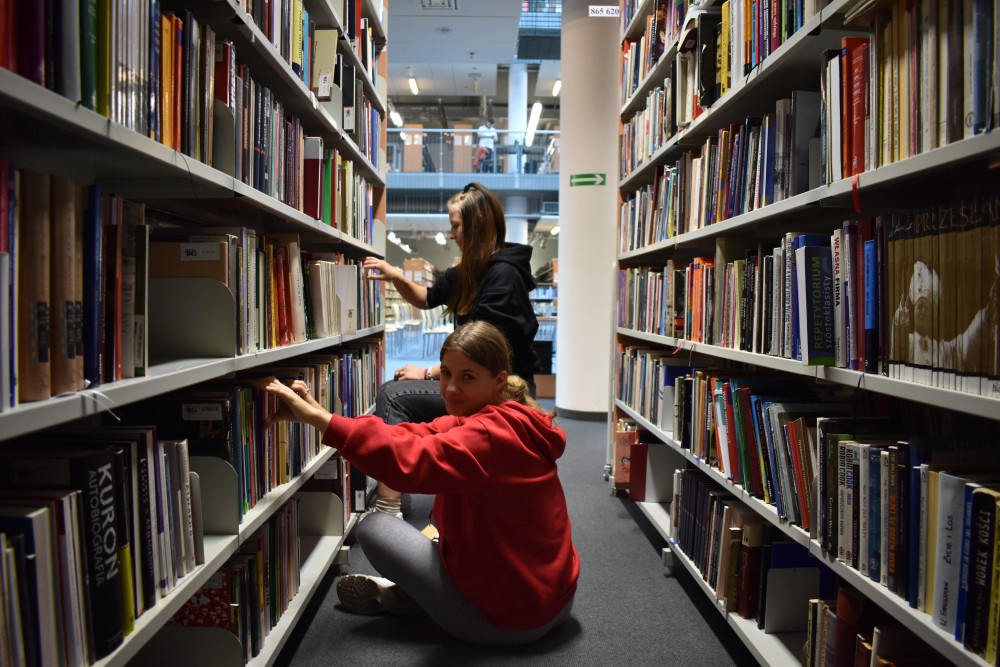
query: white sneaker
[{"left": 336, "top": 574, "right": 421, "bottom": 616}]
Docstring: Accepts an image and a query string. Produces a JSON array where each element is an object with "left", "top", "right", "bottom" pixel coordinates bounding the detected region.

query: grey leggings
[{"left": 355, "top": 513, "right": 574, "bottom": 646}]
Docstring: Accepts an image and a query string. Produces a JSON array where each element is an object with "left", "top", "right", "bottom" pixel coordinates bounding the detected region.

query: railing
[{"left": 387, "top": 128, "right": 561, "bottom": 176}]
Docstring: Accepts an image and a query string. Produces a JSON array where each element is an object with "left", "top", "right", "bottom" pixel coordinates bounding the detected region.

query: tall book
[
  {"left": 794, "top": 239, "right": 835, "bottom": 365},
  {"left": 0, "top": 448, "right": 126, "bottom": 659},
  {"left": 50, "top": 175, "right": 84, "bottom": 395},
  {"left": 17, "top": 169, "right": 51, "bottom": 401},
  {"left": 0, "top": 504, "right": 61, "bottom": 666},
  {"left": 962, "top": 486, "right": 1000, "bottom": 655}
]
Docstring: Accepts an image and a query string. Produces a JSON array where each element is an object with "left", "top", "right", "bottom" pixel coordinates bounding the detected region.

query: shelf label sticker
[
  {"left": 178, "top": 243, "right": 221, "bottom": 261},
  {"left": 317, "top": 73, "right": 333, "bottom": 100},
  {"left": 182, "top": 403, "right": 224, "bottom": 421},
  {"left": 589, "top": 5, "right": 620, "bottom": 17},
  {"left": 569, "top": 173, "right": 607, "bottom": 187}
]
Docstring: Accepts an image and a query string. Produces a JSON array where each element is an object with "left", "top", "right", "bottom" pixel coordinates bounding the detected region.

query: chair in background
[{"left": 420, "top": 306, "right": 453, "bottom": 358}]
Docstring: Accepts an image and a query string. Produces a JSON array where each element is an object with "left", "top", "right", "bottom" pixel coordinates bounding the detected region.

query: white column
[
  {"left": 506, "top": 62, "right": 528, "bottom": 173},
  {"left": 505, "top": 195, "right": 528, "bottom": 244},
  {"left": 555, "top": 0, "right": 619, "bottom": 415}
]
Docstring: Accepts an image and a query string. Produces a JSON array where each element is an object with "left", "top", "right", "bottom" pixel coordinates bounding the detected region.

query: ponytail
[{"left": 505, "top": 375, "right": 555, "bottom": 418}]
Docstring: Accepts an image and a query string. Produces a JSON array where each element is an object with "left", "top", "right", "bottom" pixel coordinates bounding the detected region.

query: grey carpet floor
[{"left": 274, "top": 404, "right": 760, "bottom": 667}]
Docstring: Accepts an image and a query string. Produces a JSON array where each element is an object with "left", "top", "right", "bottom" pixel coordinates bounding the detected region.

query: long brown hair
[
  {"left": 441, "top": 321, "right": 551, "bottom": 415},
  {"left": 446, "top": 183, "right": 506, "bottom": 317}
]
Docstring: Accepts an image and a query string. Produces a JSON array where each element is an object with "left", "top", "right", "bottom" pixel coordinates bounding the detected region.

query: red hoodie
[{"left": 322, "top": 401, "right": 580, "bottom": 630}]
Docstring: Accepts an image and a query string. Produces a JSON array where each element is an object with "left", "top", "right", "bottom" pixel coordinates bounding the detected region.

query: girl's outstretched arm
[{"left": 263, "top": 378, "right": 333, "bottom": 433}]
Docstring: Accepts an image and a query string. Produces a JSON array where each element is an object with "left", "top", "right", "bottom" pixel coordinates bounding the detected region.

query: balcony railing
[{"left": 387, "top": 128, "right": 561, "bottom": 176}]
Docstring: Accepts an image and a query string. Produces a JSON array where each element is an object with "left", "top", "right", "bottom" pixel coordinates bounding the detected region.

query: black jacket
[{"left": 427, "top": 243, "right": 540, "bottom": 383}]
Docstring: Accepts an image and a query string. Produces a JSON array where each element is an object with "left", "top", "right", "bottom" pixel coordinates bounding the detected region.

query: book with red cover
[
  {"left": 303, "top": 136, "right": 323, "bottom": 220},
  {"left": 848, "top": 39, "right": 869, "bottom": 177},
  {"left": 613, "top": 428, "right": 637, "bottom": 490},
  {"left": 769, "top": 0, "right": 781, "bottom": 54},
  {"left": 839, "top": 37, "right": 867, "bottom": 178},
  {"left": 834, "top": 585, "right": 865, "bottom": 667},
  {"left": 273, "top": 245, "right": 290, "bottom": 346},
  {"left": 784, "top": 419, "right": 811, "bottom": 530},
  {"left": 170, "top": 567, "right": 233, "bottom": 630}
]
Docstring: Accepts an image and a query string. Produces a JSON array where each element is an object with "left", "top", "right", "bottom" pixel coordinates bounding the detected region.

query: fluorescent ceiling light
[
  {"left": 549, "top": 225, "right": 560, "bottom": 236},
  {"left": 552, "top": 79, "right": 561, "bottom": 96},
  {"left": 408, "top": 77, "right": 419, "bottom": 95},
  {"left": 525, "top": 102, "right": 542, "bottom": 145},
  {"left": 390, "top": 110, "right": 403, "bottom": 127},
  {"left": 435, "top": 232, "right": 447, "bottom": 246}
]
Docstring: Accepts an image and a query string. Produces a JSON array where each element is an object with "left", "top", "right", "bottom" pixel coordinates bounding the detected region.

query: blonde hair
[
  {"left": 441, "top": 321, "right": 553, "bottom": 416},
  {"left": 445, "top": 183, "right": 506, "bottom": 317}
]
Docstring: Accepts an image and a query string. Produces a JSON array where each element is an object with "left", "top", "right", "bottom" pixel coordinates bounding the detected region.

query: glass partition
[{"left": 387, "top": 128, "right": 560, "bottom": 175}]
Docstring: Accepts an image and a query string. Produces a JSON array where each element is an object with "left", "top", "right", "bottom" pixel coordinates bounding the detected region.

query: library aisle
[{"left": 274, "top": 375, "right": 760, "bottom": 665}]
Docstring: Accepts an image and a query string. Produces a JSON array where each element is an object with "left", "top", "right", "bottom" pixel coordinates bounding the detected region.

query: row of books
[
  {"left": 669, "top": 467, "right": 949, "bottom": 665},
  {"left": 618, "top": 81, "right": 674, "bottom": 179},
  {"left": 120, "top": 341, "right": 382, "bottom": 516},
  {"left": 1, "top": 161, "right": 383, "bottom": 407},
  {"left": 3, "top": 169, "right": 155, "bottom": 404},
  {"left": 617, "top": 194, "right": 1000, "bottom": 396},
  {"left": 311, "top": 28, "right": 384, "bottom": 165},
  {"left": 0, "top": 341, "right": 379, "bottom": 665},
  {"left": 671, "top": 467, "right": 838, "bottom": 631},
  {"left": 619, "top": 89, "right": 822, "bottom": 247},
  {"left": 670, "top": 470, "right": 943, "bottom": 666},
  {"left": 1, "top": 1, "right": 384, "bottom": 202},
  {"left": 616, "top": 352, "right": 1000, "bottom": 662},
  {"left": 858, "top": 1, "right": 996, "bottom": 173},
  {"left": 241, "top": 0, "right": 378, "bottom": 82},
  {"left": 619, "top": 3, "right": 999, "bottom": 245},
  {"left": 0, "top": 427, "right": 200, "bottom": 664},
  {"left": 805, "top": 587, "right": 936, "bottom": 667},
  {"left": 620, "top": 10, "right": 668, "bottom": 106},
  {"left": 819, "top": 429, "right": 1000, "bottom": 662},
  {"left": 170, "top": 502, "right": 302, "bottom": 662},
  {"left": 621, "top": 0, "right": 826, "bottom": 111}
]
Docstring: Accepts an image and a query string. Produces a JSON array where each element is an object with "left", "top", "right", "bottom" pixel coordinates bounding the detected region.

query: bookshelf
[
  {"left": 0, "top": 0, "right": 387, "bottom": 665},
  {"left": 615, "top": 1, "right": 1000, "bottom": 666}
]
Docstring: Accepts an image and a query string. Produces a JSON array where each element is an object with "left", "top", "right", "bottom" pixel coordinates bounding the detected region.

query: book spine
[
  {"left": 963, "top": 489, "right": 996, "bottom": 653},
  {"left": 869, "top": 447, "right": 882, "bottom": 581},
  {"left": 17, "top": 170, "right": 52, "bottom": 401}
]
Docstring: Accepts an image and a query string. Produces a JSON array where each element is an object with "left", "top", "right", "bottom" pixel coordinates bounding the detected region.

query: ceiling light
[
  {"left": 552, "top": 79, "right": 561, "bottom": 96},
  {"left": 408, "top": 77, "right": 419, "bottom": 95},
  {"left": 549, "top": 225, "right": 560, "bottom": 236},
  {"left": 390, "top": 110, "right": 403, "bottom": 127},
  {"left": 525, "top": 101, "right": 542, "bottom": 145},
  {"left": 420, "top": 0, "right": 458, "bottom": 8},
  {"left": 435, "top": 232, "right": 447, "bottom": 246}
]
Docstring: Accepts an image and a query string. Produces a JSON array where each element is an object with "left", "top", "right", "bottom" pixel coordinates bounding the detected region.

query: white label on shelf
[
  {"left": 589, "top": 5, "right": 620, "bottom": 17},
  {"left": 182, "top": 403, "right": 224, "bottom": 421},
  {"left": 317, "top": 73, "right": 332, "bottom": 100},
  {"left": 178, "top": 243, "right": 221, "bottom": 261}
]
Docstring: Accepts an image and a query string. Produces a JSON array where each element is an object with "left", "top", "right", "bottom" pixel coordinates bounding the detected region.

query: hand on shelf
[
  {"left": 362, "top": 256, "right": 402, "bottom": 281},
  {"left": 263, "top": 378, "right": 331, "bottom": 433}
]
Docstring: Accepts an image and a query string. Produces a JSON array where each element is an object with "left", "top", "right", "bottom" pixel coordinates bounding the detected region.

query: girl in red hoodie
[{"left": 264, "top": 321, "right": 579, "bottom": 646}]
